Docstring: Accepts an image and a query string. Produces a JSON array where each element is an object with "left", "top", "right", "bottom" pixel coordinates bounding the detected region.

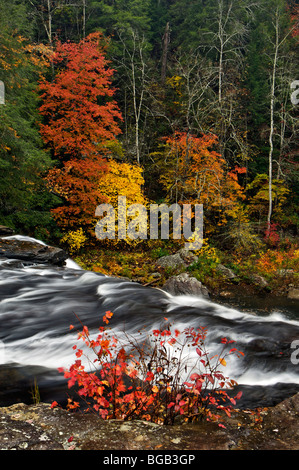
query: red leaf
[{"left": 196, "top": 347, "right": 202, "bottom": 357}]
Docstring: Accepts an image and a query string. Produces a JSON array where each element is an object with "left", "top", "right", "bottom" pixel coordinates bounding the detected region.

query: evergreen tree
[{"left": 0, "top": 0, "right": 58, "bottom": 239}]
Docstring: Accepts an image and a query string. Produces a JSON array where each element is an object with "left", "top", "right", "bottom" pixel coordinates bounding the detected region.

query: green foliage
[
  {"left": 246, "top": 174, "right": 290, "bottom": 221},
  {"left": 87, "top": 0, "right": 152, "bottom": 39},
  {"left": 0, "top": 0, "right": 59, "bottom": 237},
  {"left": 188, "top": 241, "right": 222, "bottom": 282}
]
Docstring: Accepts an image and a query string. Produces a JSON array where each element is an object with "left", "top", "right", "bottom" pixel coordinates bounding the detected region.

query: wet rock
[
  {"left": 0, "top": 238, "right": 67, "bottom": 266},
  {"left": 162, "top": 273, "right": 209, "bottom": 298}
]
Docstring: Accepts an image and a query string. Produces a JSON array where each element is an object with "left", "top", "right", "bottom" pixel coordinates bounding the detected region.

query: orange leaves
[
  {"left": 158, "top": 131, "right": 246, "bottom": 232},
  {"left": 103, "top": 310, "right": 113, "bottom": 324},
  {"left": 39, "top": 33, "right": 122, "bottom": 159},
  {"left": 39, "top": 33, "right": 122, "bottom": 232}
]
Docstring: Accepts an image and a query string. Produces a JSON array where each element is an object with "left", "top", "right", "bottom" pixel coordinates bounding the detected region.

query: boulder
[
  {"left": 162, "top": 272, "right": 209, "bottom": 298},
  {"left": 156, "top": 248, "right": 198, "bottom": 270},
  {"left": 249, "top": 274, "right": 269, "bottom": 289},
  {"left": 156, "top": 252, "right": 186, "bottom": 269},
  {"left": 0, "top": 225, "right": 14, "bottom": 236},
  {"left": 0, "top": 237, "right": 68, "bottom": 266},
  {"left": 216, "top": 264, "right": 236, "bottom": 279},
  {"left": 288, "top": 287, "right": 299, "bottom": 300}
]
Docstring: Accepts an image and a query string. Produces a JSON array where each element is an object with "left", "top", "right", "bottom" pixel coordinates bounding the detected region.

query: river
[{"left": 0, "top": 239, "right": 298, "bottom": 410}]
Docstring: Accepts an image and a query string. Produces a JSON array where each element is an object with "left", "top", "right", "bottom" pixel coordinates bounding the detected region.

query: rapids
[{"left": 0, "top": 237, "right": 298, "bottom": 409}]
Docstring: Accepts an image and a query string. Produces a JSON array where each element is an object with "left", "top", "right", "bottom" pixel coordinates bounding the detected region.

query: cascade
[{"left": 0, "top": 236, "right": 298, "bottom": 409}]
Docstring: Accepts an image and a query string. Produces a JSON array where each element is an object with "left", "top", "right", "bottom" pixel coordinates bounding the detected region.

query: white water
[{"left": 0, "top": 235, "right": 298, "bottom": 407}]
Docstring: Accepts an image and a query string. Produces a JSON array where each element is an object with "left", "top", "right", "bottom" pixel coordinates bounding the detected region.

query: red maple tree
[{"left": 39, "top": 32, "right": 122, "bottom": 230}]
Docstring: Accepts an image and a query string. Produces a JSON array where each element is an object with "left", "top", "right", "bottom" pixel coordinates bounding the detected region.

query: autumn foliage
[
  {"left": 39, "top": 32, "right": 122, "bottom": 230},
  {"left": 157, "top": 132, "right": 246, "bottom": 232},
  {"left": 53, "top": 312, "right": 244, "bottom": 426},
  {"left": 96, "top": 159, "right": 149, "bottom": 246}
]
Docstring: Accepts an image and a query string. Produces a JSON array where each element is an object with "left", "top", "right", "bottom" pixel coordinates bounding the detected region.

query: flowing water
[{"left": 0, "top": 236, "right": 298, "bottom": 409}]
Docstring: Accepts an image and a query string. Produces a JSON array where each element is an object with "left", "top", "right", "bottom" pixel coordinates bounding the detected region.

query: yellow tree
[{"left": 96, "top": 159, "right": 148, "bottom": 246}]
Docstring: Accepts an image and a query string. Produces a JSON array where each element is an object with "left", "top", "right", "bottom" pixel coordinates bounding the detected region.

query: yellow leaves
[
  {"left": 193, "top": 239, "right": 221, "bottom": 265},
  {"left": 61, "top": 228, "right": 87, "bottom": 254},
  {"left": 99, "top": 159, "right": 146, "bottom": 207},
  {"left": 24, "top": 43, "right": 53, "bottom": 71},
  {"left": 166, "top": 75, "right": 183, "bottom": 96},
  {"left": 97, "top": 159, "right": 149, "bottom": 246},
  {"left": 219, "top": 357, "right": 227, "bottom": 367}
]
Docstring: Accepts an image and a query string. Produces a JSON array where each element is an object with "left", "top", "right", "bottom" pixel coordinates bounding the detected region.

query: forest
[{"left": 0, "top": 0, "right": 298, "bottom": 291}]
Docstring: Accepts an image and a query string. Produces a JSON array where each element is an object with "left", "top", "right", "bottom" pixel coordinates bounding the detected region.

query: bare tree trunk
[
  {"left": 118, "top": 29, "right": 147, "bottom": 165},
  {"left": 267, "top": 32, "right": 278, "bottom": 229},
  {"left": 267, "top": 9, "right": 295, "bottom": 228},
  {"left": 161, "top": 22, "right": 170, "bottom": 84},
  {"left": 47, "top": 0, "right": 53, "bottom": 45},
  {"left": 218, "top": 1, "right": 225, "bottom": 105},
  {"left": 82, "top": 0, "right": 86, "bottom": 39}
]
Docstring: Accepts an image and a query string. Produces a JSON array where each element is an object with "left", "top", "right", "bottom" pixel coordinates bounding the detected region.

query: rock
[
  {"left": 0, "top": 394, "right": 298, "bottom": 450},
  {"left": 156, "top": 252, "right": 187, "bottom": 270},
  {"left": 0, "top": 409, "right": 63, "bottom": 450},
  {"left": 177, "top": 248, "right": 198, "bottom": 265},
  {"left": 156, "top": 248, "right": 198, "bottom": 270},
  {"left": 151, "top": 272, "right": 161, "bottom": 279},
  {"left": 288, "top": 288, "right": 299, "bottom": 300},
  {"left": 0, "top": 225, "right": 14, "bottom": 236},
  {"left": 263, "top": 392, "right": 299, "bottom": 430},
  {"left": 0, "top": 402, "right": 231, "bottom": 451},
  {"left": 216, "top": 264, "right": 236, "bottom": 279},
  {"left": 249, "top": 274, "right": 269, "bottom": 289},
  {"left": 0, "top": 237, "right": 68, "bottom": 266},
  {"left": 254, "top": 392, "right": 299, "bottom": 450},
  {"left": 277, "top": 269, "right": 294, "bottom": 277},
  {"left": 162, "top": 272, "right": 209, "bottom": 298},
  {"left": 219, "top": 290, "right": 234, "bottom": 298}
]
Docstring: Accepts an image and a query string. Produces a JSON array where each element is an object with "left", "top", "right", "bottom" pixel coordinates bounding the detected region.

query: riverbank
[
  {"left": 0, "top": 392, "right": 298, "bottom": 450},
  {"left": 1, "top": 224, "right": 298, "bottom": 301},
  {"left": 72, "top": 240, "right": 299, "bottom": 303}
]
